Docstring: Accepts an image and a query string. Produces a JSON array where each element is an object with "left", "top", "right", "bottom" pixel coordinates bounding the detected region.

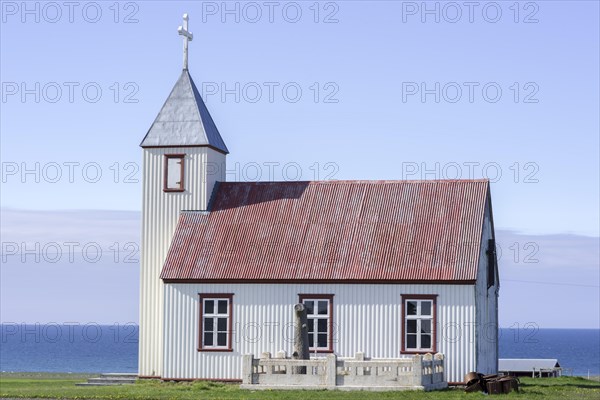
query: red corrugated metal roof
[{"left": 160, "top": 180, "right": 490, "bottom": 283}]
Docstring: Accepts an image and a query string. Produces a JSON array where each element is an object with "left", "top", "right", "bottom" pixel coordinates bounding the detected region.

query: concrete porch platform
[{"left": 76, "top": 373, "right": 137, "bottom": 386}]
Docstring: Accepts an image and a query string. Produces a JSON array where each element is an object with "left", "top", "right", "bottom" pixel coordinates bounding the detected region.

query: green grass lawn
[{"left": 1, "top": 374, "right": 599, "bottom": 399}]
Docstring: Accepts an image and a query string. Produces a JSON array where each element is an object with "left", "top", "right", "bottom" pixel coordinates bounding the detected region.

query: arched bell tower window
[{"left": 164, "top": 154, "right": 185, "bottom": 192}]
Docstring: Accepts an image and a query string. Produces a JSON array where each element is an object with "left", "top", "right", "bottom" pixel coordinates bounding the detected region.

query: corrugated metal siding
[
  {"left": 475, "top": 194, "right": 499, "bottom": 374},
  {"left": 161, "top": 180, "right": 489, "bottom": 282},
  {"left": 163, "top": 283, "right": 476, "bottom": 383},
  {"left": 139, "top": 147, "right": 225, "bottom": 377}
]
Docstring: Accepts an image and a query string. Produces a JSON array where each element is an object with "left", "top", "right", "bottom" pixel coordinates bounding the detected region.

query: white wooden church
[{"left": 138, "top": 15, "right": 499, "bottom": 386}]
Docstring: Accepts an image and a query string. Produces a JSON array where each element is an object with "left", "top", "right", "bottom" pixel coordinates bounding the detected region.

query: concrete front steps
[{"left": 76, "top": 373, "right": 137, "bottom": 386}]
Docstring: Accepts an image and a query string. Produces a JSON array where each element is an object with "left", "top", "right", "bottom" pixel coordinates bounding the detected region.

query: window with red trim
[
  {"left": 198, "top": 294, "right": 233, "bottom": 351},
  {"left": 299, "top": 294, "right": 334, "bottom": 352},
  {"left": 164, "top": 154, "right": 184, "bottom": 192},
  {"left": 401, "top": 295, "right": 437, "bottom": 354}
]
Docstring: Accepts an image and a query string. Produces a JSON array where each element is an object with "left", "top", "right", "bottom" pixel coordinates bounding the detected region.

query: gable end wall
[{"left": 474, "top": 194, "right": 499, "bottom": 375}]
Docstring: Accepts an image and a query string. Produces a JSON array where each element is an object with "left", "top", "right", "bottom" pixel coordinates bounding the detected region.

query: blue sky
[{"left": 1, "top": 1, "right": 599, "bottom": 328}]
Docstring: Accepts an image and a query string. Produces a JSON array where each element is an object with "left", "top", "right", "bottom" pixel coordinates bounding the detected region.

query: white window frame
[
  {"left": 199, "top": 295, "right": 232, "bottom": 351},
  {"left": 403, "top": 297, "right": 435, "bottom": 353},
  {"left": 300, "top": 295, "right": 333, "bottom": 352}
]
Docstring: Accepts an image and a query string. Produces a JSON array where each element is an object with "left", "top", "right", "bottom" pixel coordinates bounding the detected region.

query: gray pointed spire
[{"left": 140, "top": 70, "right": 229, "bottom": 153}]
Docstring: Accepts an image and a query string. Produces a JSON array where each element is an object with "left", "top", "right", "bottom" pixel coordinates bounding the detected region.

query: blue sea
[{"left": 1, "top": 325, "right": 598, "bottom": 376}]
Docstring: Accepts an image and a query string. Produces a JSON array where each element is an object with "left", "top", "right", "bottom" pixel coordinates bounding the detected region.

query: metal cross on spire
[{"left": 178, "top": 14, "right": 193, "bottom": 70}]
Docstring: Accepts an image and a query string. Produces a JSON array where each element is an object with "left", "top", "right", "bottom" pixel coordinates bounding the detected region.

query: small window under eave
[{"left": 164, "top": 154, "right": 185, "bottom": 192}]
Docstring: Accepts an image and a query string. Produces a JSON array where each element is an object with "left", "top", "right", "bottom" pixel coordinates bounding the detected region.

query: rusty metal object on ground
[
  {"left": 464, "top": 371, "right": 519, "bottom": 394},
  {"left": 486, "top": 380, "right": 503, "bottom": 394},
  {"left": 465, "top": 382, "right": 483, "bottom": 392},
  {"left": 464, "top": 372, "right": 480, "bottom": 386}
]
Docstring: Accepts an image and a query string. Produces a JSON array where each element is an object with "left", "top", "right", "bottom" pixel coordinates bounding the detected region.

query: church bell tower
[{"left": 138, "top": 14, "right": 228, "bottom": 377}]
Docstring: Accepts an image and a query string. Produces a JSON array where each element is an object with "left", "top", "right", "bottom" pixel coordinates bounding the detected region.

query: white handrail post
[
  {"left": 261, "top": 352, "right": 272, "bottom": 374},
  {"left": 434, "top": 353, "right": 445, "bottom": 383},
  {"left": 326, "top": 354, "right": 337, "bottom": 388},
  {"left": 276, "top": 350, "right": 286, "bottom": 374},
  {"left": 412, "top": 355, "right": 423, "bottom": 387},
  {"left": 242, "top": 354, "right": 254, "bottom": 384},
  {"left": 355, "top": 352, "right": 364, "bottom": 376}
]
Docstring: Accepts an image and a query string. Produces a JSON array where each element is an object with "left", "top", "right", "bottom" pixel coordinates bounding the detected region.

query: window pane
[
  {"left": 317, "top": 319, "right": 327, "bottom": 333},
  {"left": 317, "top": 334, "right": 328, "bottom": 348},
  {"left": 407, "top": 319, "right": 417, "bottom": 334},
  {"left": 217, "top": 333, "right": 227, "bottom": 347},
  {"left": 421, "top": 334, "right": 431, "bottom": 349},
  {"left": 204, "top": 332, "right": 213, "bottom": 346},
  {"left": 217, "top": 318, "right": 227, "bottom": 332},
  {"left": 307, "top": 319, "right": 314, "bottom": 333},
  {"left": 204, "top": 317, "right": 213, "bottom": 332},
  {"left": 204, "top": 300, "right": 214, "bottom": 314},
  {"left": 308, "top": 335, "right": 314, "bottom": 348},
  {"left": 218, "top": 300, "right": 228, "bottom": 314},
  {"left": 421, "top": 320, "right": 431, "bottom": 334},
  {"left": 318, "top": 301, "right": 328, "bottom": 315},
  {"left": 421, "top": 301, "right": 432, "bottom": 316},
  {"left": 407, "top": 334, "right": 417, "bottom": 349},
  {"left": 407, "top": 301, "right": 417, "bottom": 315},
  {"left": 304, "top": 301, "right": 314, "bottom": 315}
]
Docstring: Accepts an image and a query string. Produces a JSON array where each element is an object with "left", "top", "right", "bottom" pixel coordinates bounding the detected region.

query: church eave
[
  {"left": 140, "top": 143, "right": 229, "bottom": 154},
  {"left": 161, "top": 278, "right": 478, "bottom": 285}
]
